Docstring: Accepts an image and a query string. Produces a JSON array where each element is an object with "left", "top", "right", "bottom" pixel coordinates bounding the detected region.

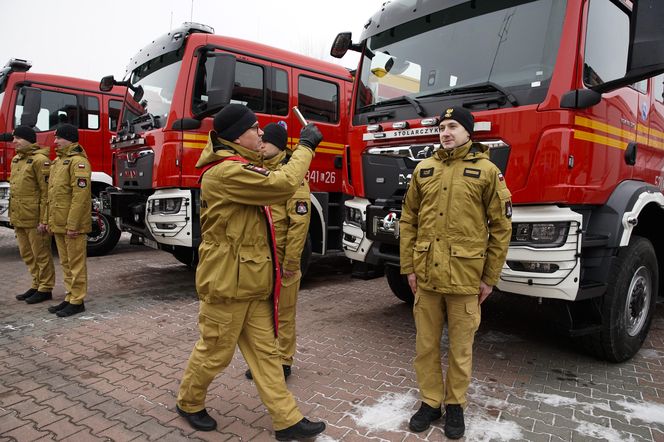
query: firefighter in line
[
  {"left": 400, "top": 107, "right": 512, "bottom": 439},
  {"left": 245, "top": 122, "right": 312, "bottom": 381},
  {"left": 45, "top": 124, "right": 91, "bottom": 317},
  {"left": 176, "top": 104, "right": 326, "bottom": 441},
  {"left": 4, "top": 126, "right": 56, "bottom": 303}
]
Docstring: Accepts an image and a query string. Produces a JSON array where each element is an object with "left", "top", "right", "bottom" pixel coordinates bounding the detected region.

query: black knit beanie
[
  {"left": 262, "top": 122, "right": 288, "bottom": 150},
  {"left": 440, "top": 106, "right": 474, "bottom": 136},
  {"left": 55, "top": 124, "right": 79, "bottom": 143},
  {"left": 213, "top": 104, "right": 257, "bottom": 141},
  {"left": 13, "top": 125, "right": 36, "bottom": 144}
]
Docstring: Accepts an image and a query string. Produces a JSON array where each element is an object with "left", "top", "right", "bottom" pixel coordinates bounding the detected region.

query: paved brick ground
[{"left": 1, "top": 228, "right": 663, "bottom": 441}]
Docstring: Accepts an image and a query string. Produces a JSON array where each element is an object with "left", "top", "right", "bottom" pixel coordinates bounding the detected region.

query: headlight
[
  {"left": 345, "top": 206, "right": 364, "bottom": 227},
  {"left": 511, "top": 222, "right": 569, "bottom": 247},
  {"left": 151, "top": 198, "right": 182, "bottom": 215}
]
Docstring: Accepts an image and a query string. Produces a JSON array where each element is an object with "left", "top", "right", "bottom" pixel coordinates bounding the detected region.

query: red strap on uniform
[{"left": 198, "top": 155, "right": 282, "bottom": 336}]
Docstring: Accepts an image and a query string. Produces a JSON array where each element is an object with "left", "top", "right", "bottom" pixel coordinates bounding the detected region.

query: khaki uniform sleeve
[
  {"left": 481, "top": 169, "right": 512, "bottom": 286},
  {"left": 217, "top": 145, "right": 313, "bottom": 206},
  {"left": 33, "top": 156, "right": 50, "bottom": 224},
  {"left": 283, "top": 181, "right": 312, "bottom": 272},
  {"left": 399, "top": 166, "right": 422, "bottom": 275},
  {"left": 67, "top": 157, "right": 92, "bottom": 231}
]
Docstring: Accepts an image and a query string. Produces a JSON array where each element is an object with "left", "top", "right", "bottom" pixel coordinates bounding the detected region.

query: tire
[
  {"left": 385, "top": 264, "right": 414, "bottom": 305},
  {"left": 588, "top": 236, "right": 658, "bottom": 362},
  {"left": 300, "top": 234, "right": 313, "bottom": 277},
  {"left": 87, "top": 205, "right": 121, "bottom": 257},
  {"left": 172, "top": 246, "right": 198, "bottom": 268}
]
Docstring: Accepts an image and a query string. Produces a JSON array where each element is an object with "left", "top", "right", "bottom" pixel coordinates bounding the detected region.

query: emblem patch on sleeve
[
  {"left": 78, "top": 163, "right": 86, "bottom": 169},
  {"left": 420, "top": 168, "right": 434, "bottom": 178},
  {"left": 505, "top": 200, "right": 513, "bottom": 218},
  {"left": 243, "top": 164, "right": 270, "bottom": 176},
  {"left": 295, "top": 201, "right": 309, "bottom": 215},
  {"left": 77, "top": 178, "right": 87, "bottom": 188},
  {"left": 43, "top": 161, "right": 50, "bottom": 166},
  {"left": 498, "top": 173, "right": 505, "bottom": 181},
  {"left": 463, "top": 168, "right": 481, "bottom": 178},
  {"left": 27, "top": 159, "right": 33, "bottom": 164}
]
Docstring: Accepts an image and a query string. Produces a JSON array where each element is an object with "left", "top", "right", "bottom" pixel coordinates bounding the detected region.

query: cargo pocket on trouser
[
  {"left": 237, "top": 247, "right": 273, "bottom": 299},
  {"left": 450, "top": 244, "right": 485, "bottom": 287},
  {"left": 198, "top": 306, "right": 235, "bottom": 349}
]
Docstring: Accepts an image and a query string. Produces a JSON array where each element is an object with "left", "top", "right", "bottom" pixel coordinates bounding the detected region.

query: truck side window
[
  {"left": 14, "top": 87, "right": 77, "bottom": 132},
  {"left": 109, "top": 100, "right": 122, "bottom": 131},
  {"left": 298, "top": 75, "right": 339, "bottom": 123},
  {"left": 271, "top": 68, "right": 288, "bottom": 116},
  {"left": 83, "top": 96, "right": 100, "bottom": 130},
  {"left": 583, "top": 0, "right": 629, "bottom": 88},
  {"left": 231, "top": 62, "right": 265, "bottom": 112},
  {"left": 655, "top": 75, "right": 664, "bottom": 103}
]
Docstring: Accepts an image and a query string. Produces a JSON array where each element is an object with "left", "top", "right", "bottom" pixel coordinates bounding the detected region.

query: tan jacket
[
  {"left": 195, "top": 132, "right": 313, "bottom": 303},
  {"left": 9, "top": 144, "right": 51, "bottom": 228},
  {"left": 263, "top": 151, "right": 312, "bottom": 276},
  {"left": 400, "top": 140, "right": 512, "bottom": 295},
  {"left": 47, "top": 143, "right": 92, "bottom": 234}
]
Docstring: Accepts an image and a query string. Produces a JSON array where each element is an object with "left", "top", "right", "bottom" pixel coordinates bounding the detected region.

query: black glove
[
  {"left": 299, "top": 123, "right": 323, "bottom": 151},
  {"left": 0, "top": 132, "right": 13, "bottom": 142}
]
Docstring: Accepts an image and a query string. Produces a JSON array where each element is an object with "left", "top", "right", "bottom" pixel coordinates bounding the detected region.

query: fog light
[{"left": 507, "top": 261, "right": 559, "bottom": 273}]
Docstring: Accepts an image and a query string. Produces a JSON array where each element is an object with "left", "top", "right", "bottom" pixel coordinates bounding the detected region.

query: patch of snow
[
  {"left": 350, "top": 392, "right": 418, "bottom": 432},
  {"left": 465, "top": 414, "right": 524, "bottom": 442},
  {"left": 527, "top": 392, "right": 579, "bottom": 407},
  {"left": 575, "top": 422, "right": 635, "bottom": 442},
  {"left": 616, "top": 400, "right": 664, "bottom": 426},
  {"left": 637, "top": 348, "right": 662, "bottom": 359}
]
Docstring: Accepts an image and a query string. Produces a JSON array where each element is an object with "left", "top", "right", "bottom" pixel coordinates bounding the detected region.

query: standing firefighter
[
  {"left": 245, "top": 122, "right": 312, "bottom": 381},
  {"left": 46, "top": 124, "right": 91, "bottom": 317},
  {"left": 176, "top": 104, "right": 326, "bottom": 440},
  {"left": 400, "top": 107, "right": 512, "bottom": 439},
  {"left": 7, "top": 126, "right": 55, "bottom": 303}
]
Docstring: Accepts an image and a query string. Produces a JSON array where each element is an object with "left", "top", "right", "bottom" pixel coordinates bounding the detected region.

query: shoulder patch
[
  {"left": 77, "top": 178, "right": 88, "bottom": 188},
  {"left": 27, "top": 159, "right": 33, "bottom": 164},
  {"left": 295, "top": 201, "right": 309, "bottom": 215},
  {"left": 498, "top": 173, "right": 505, "bottom": 182},
  {"left": 77, "top": 163, "right": 86, "bottom": 169},
  {"left": 243, "top": 163, "right": 270, "bottom": 176},
  {"left": 420, "top": 167, "right": 434, "bottom": 178},
  {"left": 63, "top": 160, "right": 71, "bottom": 165},
  {"left": 43, "top": 161, "right": 50, "bottom": 167},
  {"left": 505, "top": 200, "right": 513, "bottom": 218},
  {"left": 463, "top": 167, "right": 481, "bottom": 178}
]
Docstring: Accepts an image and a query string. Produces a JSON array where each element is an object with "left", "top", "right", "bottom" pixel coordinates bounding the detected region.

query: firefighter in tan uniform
[
  {"left": 46, "top": 124, "right": 91, "bottom": 317},
  {"left": 6, "top": 126, "right": 55, "bottom": 303},
  {"left": 400, "top": 107, "right": 512, "bottom": 439},
  {"left": 245, "top": 122, "right": 312, "bottom": 381},
  {"left": 176, "top": 104, "right": 326, "bottom": 441}
]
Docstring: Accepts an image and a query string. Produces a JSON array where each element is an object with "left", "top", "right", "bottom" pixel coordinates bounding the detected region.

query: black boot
[
  {"left": 444, "top": 404, "right": 465, "bottom": 439},
  {"left": 48, "top": 301, "right": 70, "bottom": 314},
  {"left": 176, "top": 405, "right": 217, "bottom": 431},
  {"left": 56, "top": 302, "right": 85, "bottom": 317},
  {"left": 25, "top": 291, "right": 53, "bottom": 304},
  {"left": 16, "top": 288, "right": 37, "bottom": 301},
  {"left": 275, "top": 417, "right": 325, "bottom": 441},
  {"left": 409, "top": 402, "right": 442, "bottom": 432}
]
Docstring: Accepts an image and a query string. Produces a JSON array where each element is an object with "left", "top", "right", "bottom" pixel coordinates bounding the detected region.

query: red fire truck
[
  {"left": 0, "top": 58, "right": 134, "bottom": 255},
  {"left": 99, "top": 23, "right": 352, "bottom": 270},
  {"left": 331, "top": 0, "right": 664, "bottom": 361}
]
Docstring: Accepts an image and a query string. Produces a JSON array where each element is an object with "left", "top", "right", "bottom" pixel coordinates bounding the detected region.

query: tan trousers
[
  {"left": 177, "top": 299, "right": 303, "bottom": 430},
  {"left": 413, "top": 288, "right": 481, "bottom": 407},
  {"left": 15, "top": 227, "right": 55, "bottom": 292},
  {"left": 53, "top": 233, "right": 87, "bottom": 304},
  {"left": 278, "top": 272, "right": 302, "bottom": 366}
]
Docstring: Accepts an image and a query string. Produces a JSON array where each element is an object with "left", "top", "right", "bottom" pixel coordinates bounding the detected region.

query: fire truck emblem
[{"left": 383, "top": 212, "right": 398, "bottom": 230}]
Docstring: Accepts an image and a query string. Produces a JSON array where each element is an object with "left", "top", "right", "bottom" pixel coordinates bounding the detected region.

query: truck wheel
[
  {"left": 87, "top": 202, "right": 121, "bottom": 256},
  {"left": 172, "top": 246, "right": 198, "bottom": 268},
  {"left": 385, "top": 264, "right": 414, "bottom": 305},
  {"left": 300, "top": 234, "right": 312, "bottom": 276},
  {"left": 590, "top": 236, "right": 658, "bottom": 362}
]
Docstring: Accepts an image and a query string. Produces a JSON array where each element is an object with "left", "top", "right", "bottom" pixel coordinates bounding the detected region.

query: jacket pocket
[
  {"left": 237, "top": 246, "right": 273, "bottom": 299},
  {"left": 413, "top": 240, "right": 431, "bottom": 281},
  {"left": 450, "top": 244, "right": 485, "bottom": 286}
]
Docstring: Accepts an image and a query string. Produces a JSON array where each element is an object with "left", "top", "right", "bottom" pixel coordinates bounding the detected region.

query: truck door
[{"left": 648, "top": 74, "right": 664, "bottom": 190}]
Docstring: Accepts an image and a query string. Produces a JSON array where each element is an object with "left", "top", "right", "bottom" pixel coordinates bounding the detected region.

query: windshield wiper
[
  {"left": 417, "top": 81, "right": 518, "bottom": 106},
  {"left": 359, "top": 94, "right": 427, "bottom": 117}
]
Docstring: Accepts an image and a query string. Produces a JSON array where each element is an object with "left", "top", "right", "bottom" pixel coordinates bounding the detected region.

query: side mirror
[
  {"left": 331, "top": 32, "right": 353, "bottom": 59},
  {"left": 100, "top": 75, "right": 115, "bottom": 92},
  {"left": 132, "top": 85, "right": 144, "bottom": 103},
  {"left": 20, "top": 87, "right": 42, "bottom": 128},
  {"left": 206, "top": 53, "right": 237, "bottom": 112},
  {"left": 560, "top": 89, "right": 602, "bottom": 109}
]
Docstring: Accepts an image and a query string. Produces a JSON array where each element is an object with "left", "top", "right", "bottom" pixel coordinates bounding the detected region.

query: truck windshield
[
  {"left": 130, "top": 50, "right": 183, "bottom": 125},
  {"left": 356, "top": 0, "right": 566, "bottom": 113}
]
